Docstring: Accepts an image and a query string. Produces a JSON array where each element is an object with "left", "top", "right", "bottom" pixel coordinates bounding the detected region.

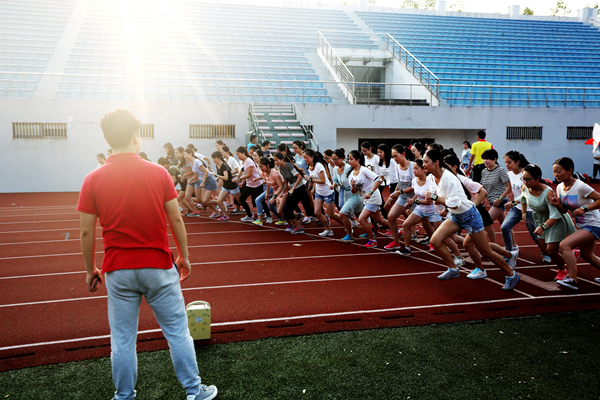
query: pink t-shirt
[
  {"left": 262, "top": 168, "right": 282, "bottom": 190},
  {"left": 243, "top": 157, "right": 263, "bottom": 188}
]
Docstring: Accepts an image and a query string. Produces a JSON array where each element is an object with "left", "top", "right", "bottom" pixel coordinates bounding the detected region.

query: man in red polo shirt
[{"left": 77, "top": 109, "right": 217, "bottom": 400}]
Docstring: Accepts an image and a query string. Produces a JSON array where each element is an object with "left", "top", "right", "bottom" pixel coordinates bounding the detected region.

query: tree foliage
[
  {"left": 522, "top": 7, "right": 534, "bottom": 15},
  {"left": 449, "top": 0, "right": 465, "bottom": 12},
  {"left": 401, "top": 0, "right": 437, "bottom": 9},
  {"left": 550, "top": 0, "right": 571, "bottom": 16}
]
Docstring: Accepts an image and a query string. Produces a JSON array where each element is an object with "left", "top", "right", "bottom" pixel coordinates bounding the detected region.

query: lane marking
[
  {"left": 63, "top": 232, "right": 70, "bottom": 241},
  {"left": 0, "top": 212, "right": 79, "bottom": 218},
  {"left": 2, "top": 292, "right": 599, "bottom": 352}
]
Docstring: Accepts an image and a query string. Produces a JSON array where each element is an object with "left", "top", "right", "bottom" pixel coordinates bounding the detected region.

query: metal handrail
[
  {"left": 247, "top": 104, "right": 267, "bottom": 145},
  {"left": 317, "top": 31, "right": 355, "bottom": 104},
  {"left": 385, "top": 34, "right": 440, "bottom": 99},
  {"left": 291, "top": 103, "right": 319, "bottom": 151}
]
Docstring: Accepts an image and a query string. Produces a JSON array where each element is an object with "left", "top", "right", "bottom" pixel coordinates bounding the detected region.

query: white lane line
[
  {"left": 0, "top": 219, "right": 80, "bottom": 225},
  {"left": 3, "top": 292, "right": 599, "bottom": 353},
  {"left": 0, "top": 271, "right": 440, "bottom": 308},
  {"left": 0, "top": 212, "right": 78, "bottom": 218}
]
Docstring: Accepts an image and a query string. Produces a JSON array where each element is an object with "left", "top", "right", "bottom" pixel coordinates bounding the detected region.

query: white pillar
[
  {"left": 509, "top": 5, "right": 520, "bottom": 18},
  {"left": 437, "top": 0, "right": 446, "bottom": 16}
]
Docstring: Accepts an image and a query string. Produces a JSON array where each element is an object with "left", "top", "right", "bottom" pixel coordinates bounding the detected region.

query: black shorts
[{"left": 476, "top": 204, "right": 493, "bottom": 227}]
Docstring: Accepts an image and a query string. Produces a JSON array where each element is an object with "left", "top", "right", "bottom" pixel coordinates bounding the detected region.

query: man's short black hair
[
  {"left": 250, "top": 134, "right": 257, "bottom": 142},
  {"left": 157, "top": 157, "right": 169, "bottom": 166},
  {"left": 100, "top": 109, "right": 141, "bottom": 149},
  {"left": 477, "top": 130, "right": 486, "bottom": 139}
]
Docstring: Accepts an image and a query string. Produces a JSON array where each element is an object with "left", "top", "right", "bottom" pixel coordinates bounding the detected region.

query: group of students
[{"left": 139, "top": 138, "right": 600, "bottom": 293}]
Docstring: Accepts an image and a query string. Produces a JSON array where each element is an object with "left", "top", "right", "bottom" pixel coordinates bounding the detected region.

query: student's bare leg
[{"left": 358, "top": 209, "right": 375, "bottom": 240}]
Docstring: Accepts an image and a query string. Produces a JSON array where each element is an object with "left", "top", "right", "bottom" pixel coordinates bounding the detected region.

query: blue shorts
[
  {"left": 340, "top": 194, "right": 363, "bottom": 216},
  {"left": 413, "top": 208, "right": 442, "bottom": 223},
  {"left": 448, "top": 206, "right": 484, "bottom": 235},
  {"left": 192, "top": 178, "right": 218, "bottom": 191},
  {"left": 582, "top": 225, "right": 600, "bottom": 240},
  {"left": 315, "top": 191, "right": 335, "bottom": 204},
  {"left": 492, "top": 198, "right": 508, "bottom": 209},
  {"left": 221, "top": 186, "right": 240, "bottom": 195},
  {"left": 395, "top": 195, "right": 416, "bottom": 209},
  {"left": 363, "top": 203, "right": 380, "bottom": 213}
]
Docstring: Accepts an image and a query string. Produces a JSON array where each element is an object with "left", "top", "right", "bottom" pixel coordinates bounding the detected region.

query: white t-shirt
[
  {"left": 557, "top": 179, "right": 600, "bottom": 228},
  {"left": 350, "top": 166, "right": 382, "bottom": 205},
  {"left": 310, "top": 162, "right": 334, "bottom": 197},
  {"left": 397, "top": 162, "right": 414, "bottom": 198},
  {"left": 379, "top": 158, "right": 399, "bottom": 186},
  {"left": 427, "top": 169, "right": 475, "bottom": 215},
  {"left": 412, "top": 177, "right": 436, "bottom": 214},
  {"left": 508, "top": 170, "right": 531, "bottom": 212},
  {"left": 594, "top": 146, "right": 600, "bottom": 166},
  {"left": 364, "top": 154, "right": 380, "bottom": 175},
  {"left": 226, "top": 156, "right": 240, "bottom": 173}
]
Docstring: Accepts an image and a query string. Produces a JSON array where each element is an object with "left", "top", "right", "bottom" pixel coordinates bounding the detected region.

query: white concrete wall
[
  {"left": 1, "top": 99, "right": 599, "bottom": 193},
  {"left": 385, "top": 56, "right": 440, "bottom": 106}
]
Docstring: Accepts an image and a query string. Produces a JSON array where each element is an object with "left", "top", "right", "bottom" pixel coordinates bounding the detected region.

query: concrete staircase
[{"left": 305, "top": 52, "right": 348, "bottom": 105}]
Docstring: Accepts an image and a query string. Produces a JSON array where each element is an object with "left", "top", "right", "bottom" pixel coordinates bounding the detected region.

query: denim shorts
[
  {"left": 395, "top": 195, "right": 416, "bottom": 209},
  {"left": 192, "top": 178, "right": 217, "bottom": 191},
  {"left": 413, "top": 207, "right": 442, "bottom": 223},
  {"left": 221, "top": 186, "right": 240, "bottom": 195},
  {"left": 340, "top": 194, "right": 363, "bottom": 216},
  {"left": 492, "top": 198, "right": 508, "bottom": 210},
  {"left": 448, "top": 206, "right": 484, "bottom": 235},
  {"left": 582, "top": 224, "right": 600, "bottom": 240},
  {"left": 363, "top": 202, "right": 380, "bottom": 213},
  {"left": 315, "top": 191, "right": 335, "bottom": 204}
]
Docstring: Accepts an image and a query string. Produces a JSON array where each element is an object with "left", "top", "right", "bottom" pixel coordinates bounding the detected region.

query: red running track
[{"left": 1, "top": 192, "right": 600, "bottom": 371}]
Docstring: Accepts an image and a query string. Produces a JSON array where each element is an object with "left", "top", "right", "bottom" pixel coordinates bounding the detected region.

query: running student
[
  {"left": 254, "top": 157, "right": 285, "bottom": 226},
  {"left": 274, "top": 151, "right": 314, "bottom": 234},
  {"left": 422, "top": 149, "right": 520, "bottom": 290},
  {"left": 348, "top": 149, "right": 390, "bottom": 248},
  {"left": 163, "top": 142, "right": 179, "bottom": 166},
  {"left": 506, "top": 164, "right": 576, "bottom": 281},
  {"left": 332, "top": 148, "right": 361, "bottom": 243},
  {"left": 235, "top": 146, "right": 267, "bottom": 223},
  {"left": 501, "top": 151, "right": 549, "bottom": 262},
  {"left": 551, "top": 157, "right": 600, "bottom": 290},
  {"left": 304, "top": 148, "right": 340, "bottom": 237},
  {"left": 178, "top": 146, "right": 201, "bottom": 217},
  {"left": 211, "top": 151, "right": 239, "bottom": 222},
  {"left": 377, "top": 143, "right": 398, "bottom": 220},
  {"left": 480, "top": 148, "right": 511, "bottom": 243},
  {"left": 220, "top": 145, "right": 241, "bottom": 214},
  {"left": 184, "top": 148, "right": 219, "bottom": 217},
  {"left": 384, "top": 145, "right": 415, "bottom": 250},
  {"left": 77, "top": 109, "right": 217, "bottom": 400}
]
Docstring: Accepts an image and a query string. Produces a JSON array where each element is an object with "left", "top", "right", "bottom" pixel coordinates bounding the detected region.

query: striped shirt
[{"left": 481, "top": 164, "right": 510, "bottom": 203}]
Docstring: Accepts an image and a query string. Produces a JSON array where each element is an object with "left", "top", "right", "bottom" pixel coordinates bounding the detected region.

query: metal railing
[
  {"left": 247, "top": 104, "right": 267, "bottom": 145},
  {"left": 385, "top": 34, "right": 440, "bottom": 100},
  {"left": 292, "top": 103, "right": 319, "bottom": 151},
  {"left": 317, "top": 32, "right": 355, "bottom": 104},
  {"left": 1, "top": 72, "right": 600, "bottom": 108}
]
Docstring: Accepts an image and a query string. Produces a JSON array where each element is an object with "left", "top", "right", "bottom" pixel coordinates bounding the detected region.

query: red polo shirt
[{"left": 77, "top": 153, "right": 177, "bottom": 273}]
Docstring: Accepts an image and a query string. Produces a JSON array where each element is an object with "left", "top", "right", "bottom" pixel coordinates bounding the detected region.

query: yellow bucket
[{"left": 186, "top": 301, "right": 211, "bottom": 340}]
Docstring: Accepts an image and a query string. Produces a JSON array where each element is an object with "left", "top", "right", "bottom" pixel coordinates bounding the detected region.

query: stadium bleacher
[{"left": 356, "top": 12, "right": 600, "bottom": 107}]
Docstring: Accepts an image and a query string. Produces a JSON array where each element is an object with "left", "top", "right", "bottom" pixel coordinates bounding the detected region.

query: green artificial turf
[{"left": 2, "top": 311, "right": 599, "bottom": 399}]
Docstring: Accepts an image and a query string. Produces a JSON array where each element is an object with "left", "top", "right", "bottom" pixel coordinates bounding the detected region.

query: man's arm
[
  {"left": 164, "top": 198, "right": 191, "bottom": 282},
  {"left": 80, "top": 211, "right": 101, "bottom": 292}
]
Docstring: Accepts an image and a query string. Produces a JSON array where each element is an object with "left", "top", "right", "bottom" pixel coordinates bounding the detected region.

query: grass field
[{"left": 2, "top": 310, "right": 599, "bottom": 399}]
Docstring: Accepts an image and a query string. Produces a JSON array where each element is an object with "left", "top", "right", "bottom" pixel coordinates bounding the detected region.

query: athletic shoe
[
  {"left": 595, "top": 277, "right": 600, "bottom": 284},
  {"left": 231, "top": 209, "right": 242, "bottom": 215},
  {"left": 454, "top": 257, "right": 465, "bottom": 267},
  {"left": 179, "top": 206, "right": 183, "bottom": 211},
  {"left": 185, "top": 212, "right": 197, "bottom": 217},
  {"left": 541, "top": 255, "right": 552, "bottom": 263},
  {"left": 252, "top": 220, "right": 263, "bottom": 226},
  {"left": 554, "top": 269, "right": 568, "bottom": 281},
  {"left": 411, "top": 233, "right": 418, "bottom": 242},
  {"left": 208, "top": 212, "right": 221, "bottom": 218},
  {"left": 275, "top": 220, "right": 287, "bottom": 225},
  {"left": 573, "top": 249, "right": 580, "bottom": 260},
  {"left": 266, "top": 217, "right": 273, "bottom": 224},
  {"left": 359, "top": 233, "right": 369, "bottom": 238},
  {"left": 364, "top": 239, "right": 377, "bottom": 248},
  {"left": 396, "top": 247, "right": 412, "bottom": 256},
  {"left": 241, "top": 215, "right": 254, "bottom": 222},
  {"left": 508, "top": 250, "right": 519, "bottom": 270},
  {"left": 227, "top": 204, "right": 235, "bottom": 209},
  {"left": 302, "top": 217, "right": 311, "bottom": 224},
  {"left": 350, "top": 219, "right": 359, "bottom": 228},
  {"left": 438, "top": 267, "right": 460, "bottom": 280},
  {"left": 557, "top": 278, "right": 579, "bottom": 290},
  {"left": 398, "top": 230, "right": 403, "bottom": 236},
  {"left": 512, "top": 246, "right": 519, "bottom": 252},
  {"left": 319, "top": 230, "right": 334, "bottom": 237},
  {"left": 429, "top": 245, "right": 435, "bottom": 252},
  {"left": 467, "top": 268, "right": 487, "bottom": 279},
  {"left": 419, "top": 236, "right": 430, "bottom": 245},
  {"left": 285, "top": 224, "right": 294, "bottom": 232},
  {"left": 384, "top": 241, "right": 402, "bottom": 250},
  {"left": 218, "top": 215, "right": 229, "bottom": 222},
  {"left": 381, "top": 230, "right": 393, "bottom": 237},
  {"left": 311, "top": 216, "right": 318, "bottom": 222},
  {"left": 187, "top": 384, "right": 218, "bottom": 400},
  {"left": 502, "top": 272, "right": 520, "bottom": 290},
  {"left": 291, "top": 227, "right": 304, "bottom": 234},
  {"left": 502, "top": 272, "right": 520, "bottom": 291},
  {"left": 341, "top": 234, "right": 354, "bottom": 243}
]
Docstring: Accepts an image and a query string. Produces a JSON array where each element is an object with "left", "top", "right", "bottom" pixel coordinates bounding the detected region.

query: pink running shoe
[
  {"left": 554, "top": 269, "right": 568, "bottom": 281},
  {"left": 381, "top": 230, "right": 393, "bottom": 237},
  {"left": 573, "top": 249, "right": 580, "bottom": 260},
  {"left": 364, "top": 239, "right": 378, "bottom": 248},
  {"left": 429, "top": 245, "right": 435, "bottom": 252},
  {"left": 218, "top": 215, "right": 229, "bottom": 222},
  {"left": 384, "top": 241, "right": 402, "bottom": 250}
]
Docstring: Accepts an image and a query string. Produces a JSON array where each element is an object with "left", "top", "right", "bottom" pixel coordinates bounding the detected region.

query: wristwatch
[
  {"left": 541, "top": 223, "right": 549, "bottom": 230},
  {"left": 431, "top": 194, "right": 438, "bottom": 201},
  {"left": 368, "top": 190, "right": 373, "bottom": 195},
  {"left": 582, "top": 205, "right": 590, "bottom": 213},
  {"left": 414, "top": 199, "right": 421, "bottom": 205}
]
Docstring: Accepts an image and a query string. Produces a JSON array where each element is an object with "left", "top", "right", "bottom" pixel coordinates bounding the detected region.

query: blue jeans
[
  {"left": 106, "top": 265, "right": 201, "bottom": 400},
  {"left": 501, "top": 207, "right": 538, "bottom": 251},
  {"left": 256, "top": 188, "right": 282, "bottom": 219}
]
